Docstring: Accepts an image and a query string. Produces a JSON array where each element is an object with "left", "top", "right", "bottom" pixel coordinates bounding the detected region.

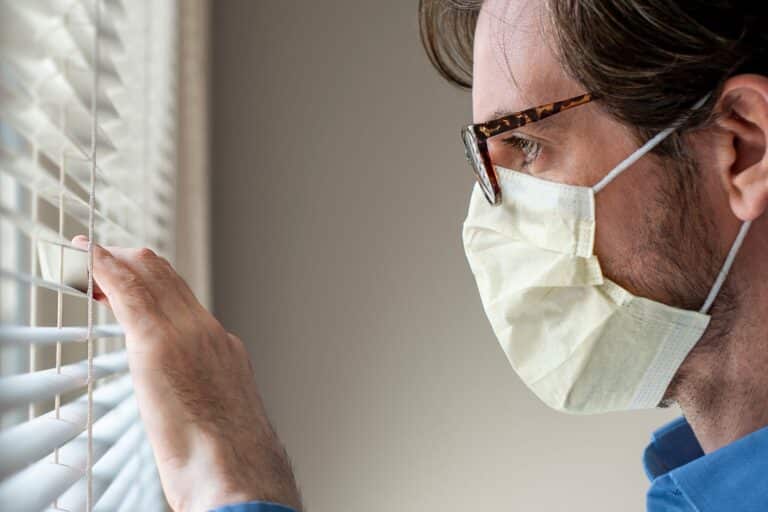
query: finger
[
  {"left": 73, "top": 236, "right": 200, "bottom": 313},
  {"left": 100, "top": 246, "right": 210, "bottom": 334},
  {"left": 72, "top": 238, "right": 165, "bottom": 340},
  {"left": 106, "top": 247, "right": 193, "bottom": 319},
  {"left": 109, "top": 247, "right": 201, "bottom": 312},
  {"left": 72, "top": 237, "right": 221, "bottom": 341},
  {"left": 73, "top": 237, "right": 191, "bottom": 315},
  {"left": 75, "top": 238, "right": 219, "bottom": 338}
]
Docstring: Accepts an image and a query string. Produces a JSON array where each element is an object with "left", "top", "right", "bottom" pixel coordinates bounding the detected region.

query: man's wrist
[
  {"left": 159, "top": 441, "right": 302, "bottom": 512},
  {"left": 191, "top": 442, "right": 303, "bottom": 512}
]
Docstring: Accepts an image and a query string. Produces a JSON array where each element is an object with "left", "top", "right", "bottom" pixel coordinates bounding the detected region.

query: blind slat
[
  {"left": 0, "top": 203, "right": 72, "bottom": 249},
  {"left": 58, "top": 423, "right": 144, "bottom": 511},
  {"left": 0, "top": 101, "right": 117, "bottom": 161},
  {"left": 0, "top": 154, "right": 142, "bottom": 243},
  {"left": 0, "top": 268, "right": 88, "bottom": 298},
  {"left": 0, "top": 58, "right": 120, "bottom": 122},
  {"left": 93, "top": 452, "right": 140, "bottom": 512},
  {"left": 118, "top": 460, "right": 158, "bottom": 512},
  {"left": 0, "top": 350, "right": 129, "bottom": 412},
  {"left": 93, "top": 423, "right": 143, "bottom": 487},
  {"left": 0, "top": 460, "right": 81, "bottom": 512},
  {"left": 0, "top": 375, "right": 132, "bottom": 480},
  {"left": 66, "top": 158, "right": 150, "bottom": 219},
  {"left": 0, "top": 391, "right": 139, "bottom": 510},
  {"left": 0, "top": 157, "right": 155, "bottom": 238},
  {"left": 0, "top": 9, "right": 123, "bottom": 85},
  {"left": 9, "top": 0, "right": 125, "bottom": 55},
  {"left": 0, "top": 324, "right": 123, "bottom": 346}
]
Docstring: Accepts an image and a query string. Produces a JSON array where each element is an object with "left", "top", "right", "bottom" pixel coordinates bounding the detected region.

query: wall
[{"left": 209, "top": 2, "right": 677, "bottom": 511}]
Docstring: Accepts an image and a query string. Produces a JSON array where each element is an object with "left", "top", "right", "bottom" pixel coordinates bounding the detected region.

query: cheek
[
  {"left": 591, "top": 153, "right": 727, "bottom": 308},
  {"left": 592, "top": 159, "right": 664, "bottom": 288},
  {"left": 575, "top": 118, "right": 660, "bottom": 277}
]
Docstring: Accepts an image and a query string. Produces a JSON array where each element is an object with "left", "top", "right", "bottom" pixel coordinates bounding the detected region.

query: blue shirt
[
  {"left": 644, "top": 416, "right": 768, "bottom": 511},
  {"left": 211, "top": 415, "right": 768, "bottom": 512},
  {"left": 211, "top": 502, "right": 296, "bottom": 512}
]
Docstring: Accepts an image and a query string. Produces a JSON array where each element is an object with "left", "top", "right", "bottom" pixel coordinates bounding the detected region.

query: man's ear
[{"left": 713, "top": 74, "right": 768, "bottom": 221}]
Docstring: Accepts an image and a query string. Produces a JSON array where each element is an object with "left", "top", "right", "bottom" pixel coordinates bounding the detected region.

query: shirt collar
[
  {"left": 644, "top": 416, "right": 768, "bottom": 511},
  {"left": 643, "top": 416, "right": 704, "bottom": 480}
]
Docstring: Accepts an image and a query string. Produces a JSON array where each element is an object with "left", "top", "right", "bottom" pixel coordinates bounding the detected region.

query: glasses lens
[
  {"left": 486, "top": 132, "right": 532, "bottom": 172},
  {"left": 462, "top": 128, "right": 496, "bottom": 203}
]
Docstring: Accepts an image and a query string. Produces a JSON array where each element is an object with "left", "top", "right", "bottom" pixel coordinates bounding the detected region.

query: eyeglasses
[{"left": 461, "top": 93, "right": 596, "bottom": 204}]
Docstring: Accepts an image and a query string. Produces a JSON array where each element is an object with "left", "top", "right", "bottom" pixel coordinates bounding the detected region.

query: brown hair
[{"left": 418, "top": 0, "right": 768, "bottom": 155}]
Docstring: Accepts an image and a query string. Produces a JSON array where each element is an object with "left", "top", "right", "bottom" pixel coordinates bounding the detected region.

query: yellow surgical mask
[{"left": 462, "top": 122, "right": 751, "bottom": 414}]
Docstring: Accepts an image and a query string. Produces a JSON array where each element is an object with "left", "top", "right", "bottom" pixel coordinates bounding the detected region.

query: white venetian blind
[{"left": 0, "top": 0, "right": 178, "bottom": 510}]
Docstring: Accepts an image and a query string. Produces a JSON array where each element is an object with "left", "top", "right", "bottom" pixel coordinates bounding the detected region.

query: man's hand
[{"left": 72, "top": 236, "right": 303, "bottom": 512}]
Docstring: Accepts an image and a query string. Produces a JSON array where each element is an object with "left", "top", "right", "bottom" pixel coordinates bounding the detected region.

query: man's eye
[
  {"left": 502, "top": 135, "right": 542, "bottom": 165},
  {"left": 487, "top": 134, "right": 544, "bottom": 171}
]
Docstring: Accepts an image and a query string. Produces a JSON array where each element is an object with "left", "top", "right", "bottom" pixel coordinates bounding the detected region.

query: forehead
[{"left": 472, "top": 0, "right": 581, "bottom": 123}]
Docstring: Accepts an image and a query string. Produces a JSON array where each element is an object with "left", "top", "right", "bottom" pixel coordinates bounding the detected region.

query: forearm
[
  {"left": 199, "top": 423, "right": 303, "bottom": 511},
  {"left": 153, "top": 416, "right": 303, "bottom": 512}
]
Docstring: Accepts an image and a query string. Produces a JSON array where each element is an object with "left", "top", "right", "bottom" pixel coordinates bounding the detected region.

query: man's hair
[{"left": 419, "top": 0, "right": 768, "bottom": 156}]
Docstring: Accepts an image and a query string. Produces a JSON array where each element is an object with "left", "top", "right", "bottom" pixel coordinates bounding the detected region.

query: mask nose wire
[{"left": 591, "top": 94, "right": 712, "bottom": 194}]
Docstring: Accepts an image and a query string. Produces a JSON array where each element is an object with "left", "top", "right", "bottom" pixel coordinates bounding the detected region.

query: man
[{"left": 80, "top": 0, "right": 768, "bottom": 510}]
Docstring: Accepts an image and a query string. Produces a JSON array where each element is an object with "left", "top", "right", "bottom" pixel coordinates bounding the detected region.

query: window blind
[{"left": 0, "top": 0, "right": 178, "bottom": 510}]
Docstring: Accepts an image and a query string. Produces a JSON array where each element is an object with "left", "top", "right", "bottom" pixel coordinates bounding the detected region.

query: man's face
[{"left": 471, "top": 0, "right": 740, "bottom": 319}]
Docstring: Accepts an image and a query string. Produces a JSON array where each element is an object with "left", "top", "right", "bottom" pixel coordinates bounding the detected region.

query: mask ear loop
[
  {"left": 700, "top": 220, "right": 752, "bottom": 313},
  {"left": 586, "top": 92, "right": 751, "bottom": 314},
  {"left": 592, "top": 94, "right": 712, "bottom": 193}
]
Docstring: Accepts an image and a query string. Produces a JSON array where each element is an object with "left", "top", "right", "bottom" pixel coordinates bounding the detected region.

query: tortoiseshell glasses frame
[{"left": 461, "top": 92, "right": 596, "bottom": 205}]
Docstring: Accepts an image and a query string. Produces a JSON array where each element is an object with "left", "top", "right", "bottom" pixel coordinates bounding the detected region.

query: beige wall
[{"left": 209, "top": 2, "right": 677, "bottom": 511}]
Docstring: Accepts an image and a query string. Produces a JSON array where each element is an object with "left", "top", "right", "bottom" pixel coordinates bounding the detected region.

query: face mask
[{"left": 462, "top": 110, "right": 752, "bottom": 414}]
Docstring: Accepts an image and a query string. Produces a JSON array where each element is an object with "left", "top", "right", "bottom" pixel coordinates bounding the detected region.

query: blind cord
[
  {"left": 28, "top": 189, "right": 38, "bottom": 422},
  {"left": 86, "top": 1, "right": 101, "bottom": 510},
  {"left": 52, "top": 105, "right": 67, "bottom": 511},
  {"left": 28, "top": 64, "right": 44, "bottom": 422}
]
